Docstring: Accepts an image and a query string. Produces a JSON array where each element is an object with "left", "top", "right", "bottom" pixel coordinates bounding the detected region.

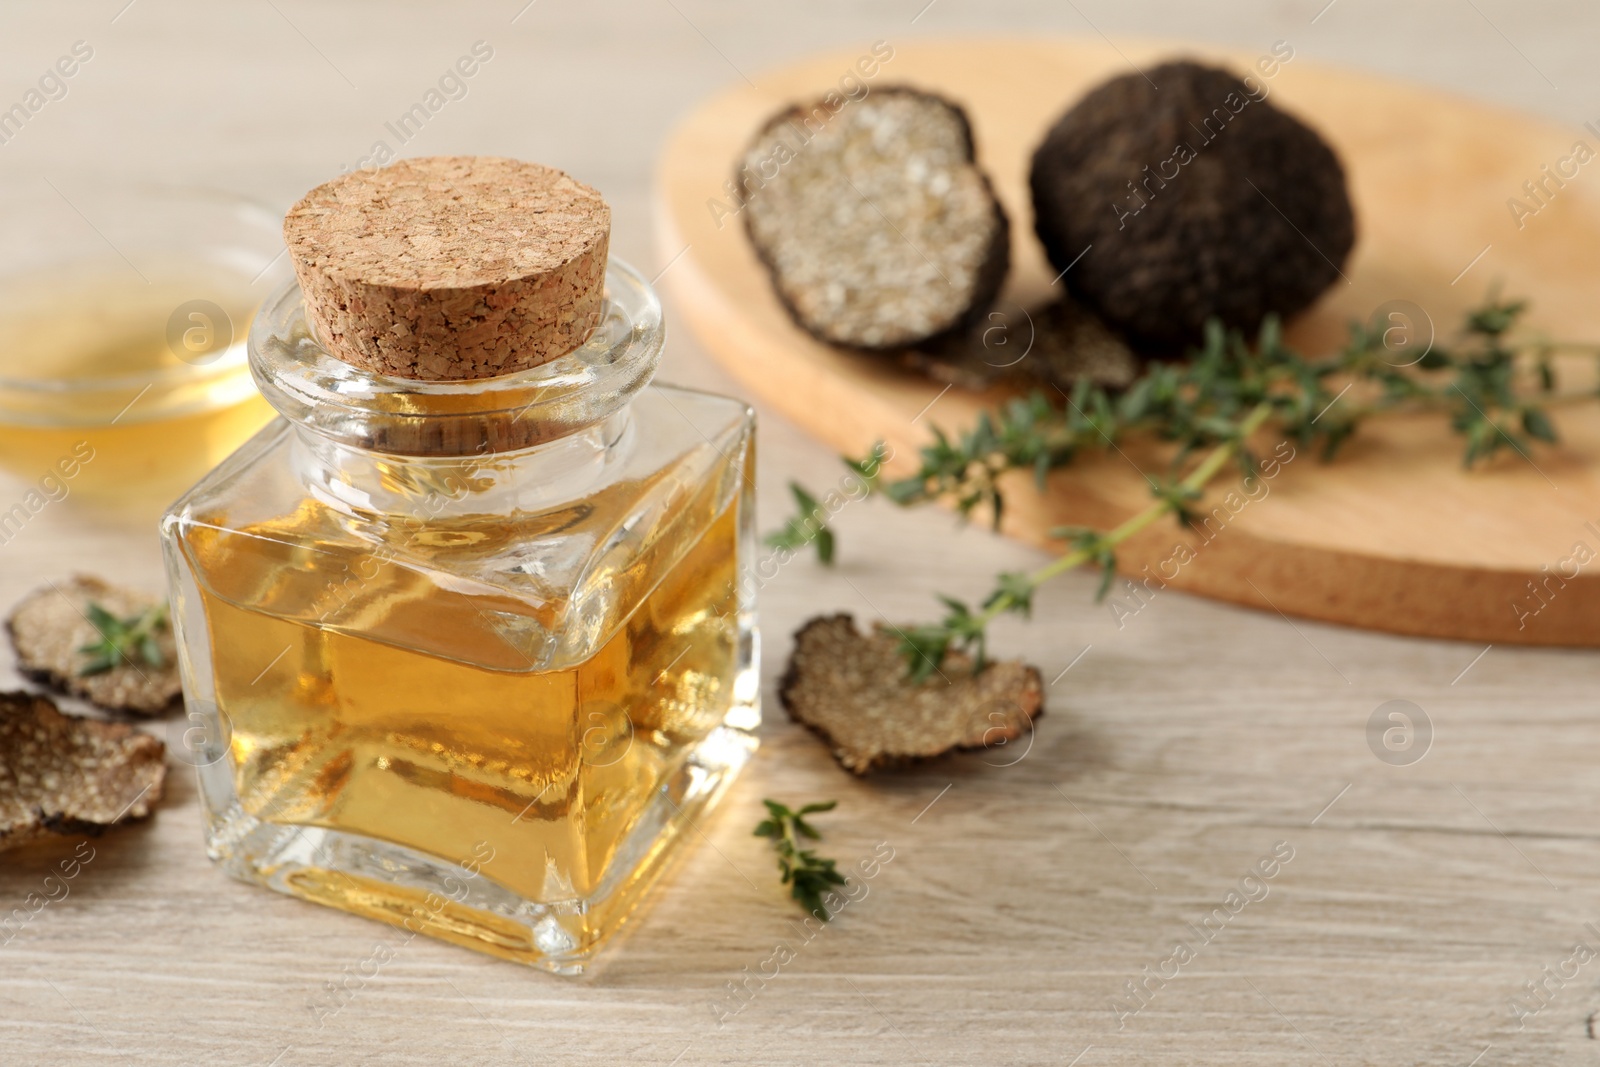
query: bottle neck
[
  {"left": 288, "top": 406, "right": 635, "bottom": 521},
  {"left": 248, "top": 257, "right": 665, "bottom": 465}
]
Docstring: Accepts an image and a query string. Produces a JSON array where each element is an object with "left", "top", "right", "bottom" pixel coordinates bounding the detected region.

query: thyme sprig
[
  {"left": 897, "top": 402, "right": 1274, "bottom": 681},
  {"left": 850, "top": 298, "right": 1599, "bottom": 677},
  {"left": 754, "top": 798, "right": 847, "bottom": 919},
  {"left": 78, "top": 601, "right": 168, "bottom": 676},
  {"left": 764, "top": 481, "right": 836, "bottom": 565}
]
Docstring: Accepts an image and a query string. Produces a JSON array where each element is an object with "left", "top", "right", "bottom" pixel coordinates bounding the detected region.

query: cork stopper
[{"left": 283, "top": 156, "right": 610, "bottom": 381}]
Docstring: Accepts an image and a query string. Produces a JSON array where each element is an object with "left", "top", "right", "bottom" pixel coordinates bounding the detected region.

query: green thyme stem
[
  {"left": 978, "top": 401, "right": 1274, "bottom": 627},
  {"left": 1338, "top": 383, "right": 1600, "bottom": 423},
  {"left": 78, "top": 601, "right": 169, "bottom": 676},
  {"left": 1524, "top": 342, "right": 1600, "bottom": 354},
  {"left": 754, "top": 799, "right": 846, "bottom": 919},
  {"left": 894, "top": 401, "right": 1277, "bottom": 678},
  {"left": 875, "top": 297, "right": 1591, "bottom": 677}
]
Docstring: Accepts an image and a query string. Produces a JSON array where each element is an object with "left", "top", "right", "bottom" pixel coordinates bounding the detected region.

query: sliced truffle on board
[
  {"left": 7, "top": 575, "right": 181, "bottom": 715},
  {"left": 740, "top": 87, "right": 1010, "bottom": 350},
  {"left": 1030, "top": 59, "right": 1356, "bottom": 350},
  {"left": 905, "top": 294, "right": 1139, "bottom": 391},
  {"left": 779, "top": 614, "right": 1043, "bottom": 775},
  {"left": 1023, "top": 295, "right": 1141, "bottom": 390},
  {"left": 0, "top": 691, "right": 166, "bottom": 852}
]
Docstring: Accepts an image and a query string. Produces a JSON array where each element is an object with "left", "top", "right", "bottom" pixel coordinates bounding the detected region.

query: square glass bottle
[{"left": 159, "top": 163, "right": 758, "bottom": 973}]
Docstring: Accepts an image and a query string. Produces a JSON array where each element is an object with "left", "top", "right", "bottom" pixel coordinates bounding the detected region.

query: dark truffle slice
[
  {"left": 905, "top": 294, "right": 1139, "bottom": 391},
  {"left": 779, "top": 614, "right": 1043, "bottom": 775},
  {"left": 0, "top": 691, "right": 166, "bottom": 851},
  {"left": 740, "top": 87, "right": 1010, "bottom": 350},
  {"left": 7, "top": 575, "right": 181, "bottom": 715},
  {"left": 1024, "top": 295, "right": 1141, "bottom": 389},
  {"left": 1030, "top": 60, "right": 1356, "bottom": 349}
]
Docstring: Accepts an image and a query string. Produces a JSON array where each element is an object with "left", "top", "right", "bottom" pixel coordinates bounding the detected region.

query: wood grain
[
  {"left": 656, "top": 38, "right": 1600, "bottom": 647},
  {"left": 2, "top": 4, "right": 1600, "bottom": 1065}
]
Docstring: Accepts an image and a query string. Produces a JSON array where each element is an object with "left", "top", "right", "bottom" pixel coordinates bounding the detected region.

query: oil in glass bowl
[{"left": 0, "top": 183, "right": 289, "bottom": 513}]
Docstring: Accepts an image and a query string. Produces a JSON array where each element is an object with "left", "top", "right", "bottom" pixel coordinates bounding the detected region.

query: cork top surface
[
  {"left": 284, "top": 156, "right": 609, "bottom": 291},
  {"left": 281, "top": 156, "right": 612, "bottom": 382}
]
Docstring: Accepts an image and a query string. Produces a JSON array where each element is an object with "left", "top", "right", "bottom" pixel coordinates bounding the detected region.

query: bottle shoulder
[{"left": 163, "top": 385, "right": 754, "bottom": 670}]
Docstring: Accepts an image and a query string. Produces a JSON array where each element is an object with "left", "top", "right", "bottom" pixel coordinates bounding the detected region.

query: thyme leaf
[
  {"left": 755, "top": 799, "right": 847, "bottom": 919},
  {"left": 78, "top": 602, "right": 168, "bottom": 676},
  {"left": 763, "top": 481, "right": 835, "bottom": 565}
]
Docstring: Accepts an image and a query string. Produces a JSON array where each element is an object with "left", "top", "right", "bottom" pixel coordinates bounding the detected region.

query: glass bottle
[{"left": 159, "top": 255, "right": 759, "bottom": 973}]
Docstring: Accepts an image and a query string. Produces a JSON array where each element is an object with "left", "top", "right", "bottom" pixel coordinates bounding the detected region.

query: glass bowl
[{"left": 0, "top": 181, "right": 290, "bottom": 509}]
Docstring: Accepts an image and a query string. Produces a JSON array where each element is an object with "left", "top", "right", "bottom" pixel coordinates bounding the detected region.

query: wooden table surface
[{"left": 3, "top": 2, "right": 1600, "bottom": 1064}]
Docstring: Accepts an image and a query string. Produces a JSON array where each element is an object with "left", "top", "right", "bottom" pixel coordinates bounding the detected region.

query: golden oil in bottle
[{"left": 181, "top": 463, "right": 748, "bottom": 963}]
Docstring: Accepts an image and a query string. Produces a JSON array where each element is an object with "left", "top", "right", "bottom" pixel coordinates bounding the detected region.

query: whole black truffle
[{"left": 1030, "top": 60, "right": 1356, "bottom": 350}]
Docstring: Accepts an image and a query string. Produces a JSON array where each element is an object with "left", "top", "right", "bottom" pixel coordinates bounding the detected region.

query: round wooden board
[{"left": 654, "top": 37, "right": 1600, "bottom": 647}]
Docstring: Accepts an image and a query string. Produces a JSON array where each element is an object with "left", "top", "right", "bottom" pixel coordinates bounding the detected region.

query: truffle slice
[
  {"left": 906, "top": 294, "right": 1139, "bottom": 391},
  {"left": 1024, "top": 295, "right": 1141, "bottom": 389},
  {"left": 7, "top": 575, "right": 181, "bottom": 715},
  {"left": 0, "top": 691, "right": 166, "bottom": 852},
  {"left": 740, "top": 87, "right": 1010, "bottom": 350},
  {"left": 779, "top": 614, "right": 1043, "bottom": 775},
  {"left": 1030, "top": 60, "right": 1356, "bottom": 349}
]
